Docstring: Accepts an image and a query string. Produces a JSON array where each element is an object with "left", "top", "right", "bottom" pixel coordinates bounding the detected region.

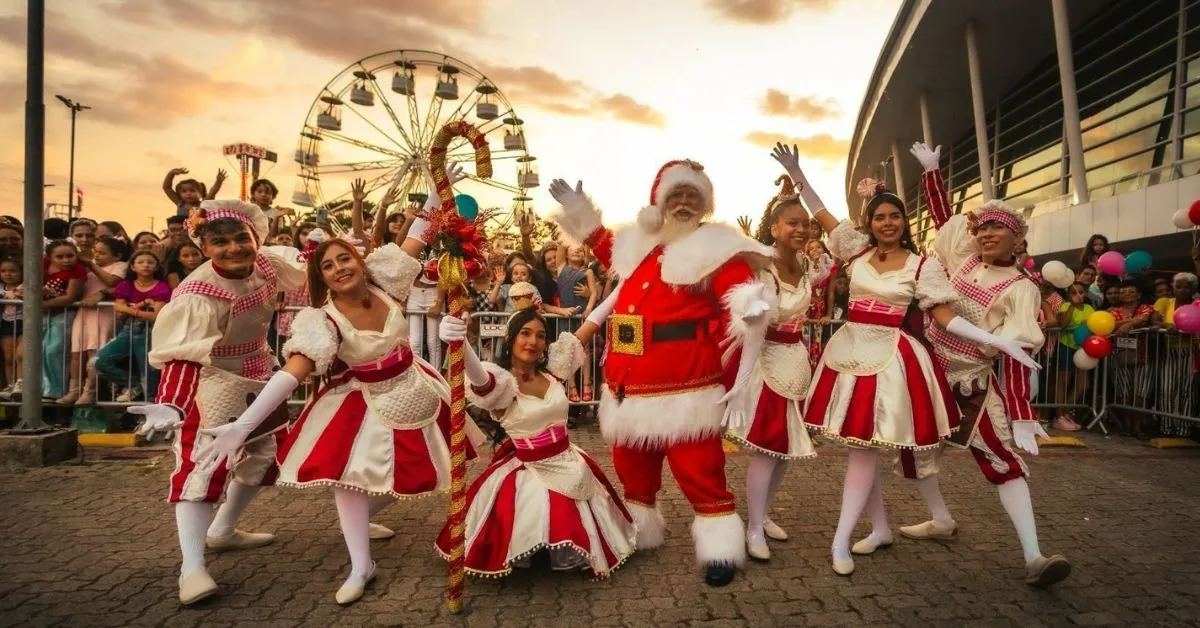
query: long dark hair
[
  {"left": 166, "top": 240, "right": 204, "bottom": 279},
  {"left": 125, "top": 250, "right": 166, "bottom": 281},
  {"left": 1078, "top": 233, "right": 1109, "bottom": 266},
  {"left": 98, "top": 236, "right": 131, "bottom": 263},
  {"left": 496, "top": 308, "right": 549, "bottom": 373}
]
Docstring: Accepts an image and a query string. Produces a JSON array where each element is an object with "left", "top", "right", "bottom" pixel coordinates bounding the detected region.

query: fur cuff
[
  {"left": 636, "top": 205, "right": 663, "bottom": 234},
  {"left": 722, "top": 280, "right": 772, "bottom": 343},
  {"left": 550, "top": 194, "right": 603, "bottom": 243},
  {"left": 466, "top": 362, "right": 518, "bottom": 412},
  {"left": 628, "top": 503, "right": 666, "bottom": 549},
  {"left": 692, "top": 513, "right": 746, "bottom": 567},
  {"left": 546, "top": 332, "right": 586, "bottom": 381},
  {"left": 598, "top": 385, "right": 725, "bottom": 448},
  {"left": 365, "top": 243, "right": 421, "bottom": 302},
  {"left": 281, "top": 308, "right": 339, "bottom": 375}
]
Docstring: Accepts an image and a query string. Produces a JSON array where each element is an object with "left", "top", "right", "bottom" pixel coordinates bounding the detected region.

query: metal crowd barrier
[{"left": 1, "top": 303, "right": 1195, "bottom": 442}]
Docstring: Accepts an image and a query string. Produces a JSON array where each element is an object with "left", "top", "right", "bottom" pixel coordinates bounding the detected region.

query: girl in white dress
[
  {"left": 434, "top": 303, "right": 637, "bottom": 579},
  {"left": 771, "top": 143, "right": 1040, "bottom": 576},
  {"left": 193, "top": 237, "right": 480, "bottom": 605},
  {"left": 726, "top": 177, "right": 824, "bottom": 562}
]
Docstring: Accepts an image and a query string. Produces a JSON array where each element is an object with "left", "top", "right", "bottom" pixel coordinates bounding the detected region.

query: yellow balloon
[{"left": 1086, "top": 310, "right": 1116, "bottom": 336}]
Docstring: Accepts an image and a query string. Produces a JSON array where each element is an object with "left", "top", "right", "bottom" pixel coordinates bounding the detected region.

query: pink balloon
[
  {"left": 1023, "top": 257, "right": 1035, "bottom": 269},
  {"left": 1097, "top": 250, "right": 1126, "bottom": 275},
  {"left": 1174, "top": 304, "right": 1200, "bottom": 334}
]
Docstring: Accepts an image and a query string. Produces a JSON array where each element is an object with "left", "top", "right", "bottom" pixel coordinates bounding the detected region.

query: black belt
[{"left": 650, "top": 320, "right": 706, "bottom": 342}]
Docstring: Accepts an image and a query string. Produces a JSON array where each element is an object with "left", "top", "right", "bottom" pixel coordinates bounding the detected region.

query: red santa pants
[
  {"left": 610, "top": 436, "right": 735, "bottom": 516},
  {"left": 168, "top": 405, "right": 279, "bottom": 504}
]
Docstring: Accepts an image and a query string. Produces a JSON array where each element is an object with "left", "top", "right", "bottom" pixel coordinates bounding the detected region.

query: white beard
[{"left": 658, "top": 213, "right": 700, "bottom": 244}]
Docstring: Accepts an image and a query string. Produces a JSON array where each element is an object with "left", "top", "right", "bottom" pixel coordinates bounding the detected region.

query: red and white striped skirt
[{"left": 435, "top": 433, "right": 637, "bottom": 579}]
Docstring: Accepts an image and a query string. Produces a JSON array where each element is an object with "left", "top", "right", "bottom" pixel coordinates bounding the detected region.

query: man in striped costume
[
  {"left": 129, "top": 200, "right": 307, "bottom": 604},
  {"left": 892, "top": 143, "right": 1070, "bottom": 587}
]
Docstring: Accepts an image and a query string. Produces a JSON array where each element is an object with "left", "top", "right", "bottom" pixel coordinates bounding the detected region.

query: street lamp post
[{"left": 54, "top": 94, "right": 89, "bottom": 222}]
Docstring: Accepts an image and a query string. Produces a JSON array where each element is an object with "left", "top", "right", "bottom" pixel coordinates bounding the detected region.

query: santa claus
[{"left": 549, "top": 160, "right": 773, "bottom": 586}]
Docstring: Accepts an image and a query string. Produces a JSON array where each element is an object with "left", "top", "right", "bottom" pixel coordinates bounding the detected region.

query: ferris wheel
[{"left": 291, "top": 50, "right": 537, "bottom": 235}]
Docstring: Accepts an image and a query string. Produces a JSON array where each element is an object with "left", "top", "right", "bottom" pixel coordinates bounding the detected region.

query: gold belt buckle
[{"left": 609, "top": 314, "right": 645, "bottom": 356}]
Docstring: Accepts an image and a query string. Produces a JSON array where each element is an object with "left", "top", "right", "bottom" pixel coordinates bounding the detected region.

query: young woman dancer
[
  {"left": 193, "top": 237, "right": 481, "bottom": 605},
  {"left": 770, "top": 143, "right": 1039, "bottom": 576},
  {"left": 726, "top": 176, "right": 822, "bottom": 562}
]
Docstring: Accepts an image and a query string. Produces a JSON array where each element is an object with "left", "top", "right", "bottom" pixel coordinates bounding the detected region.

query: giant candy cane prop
[{"left": 429, "top": 121, "right": 491, "bottom": 614}]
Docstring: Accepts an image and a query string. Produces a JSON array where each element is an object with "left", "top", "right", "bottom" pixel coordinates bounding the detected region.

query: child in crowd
[
  {"left": 1079, "top": 234, "right": 1110, "bottom": 268},
  {"left": 554, "top": 244, "right": 597, "bottom": 401},
  {"left": 63, "top": 235, "right": 130, "bottom": 405},
  {"left": 166, "top": 240, "right": 206, "bottom": 289},
  {"left": 1053, "top": 282, "right": 1094, "bottom": 432},
  {"left": 132, "top": 231, "right": 160, "bottom": 253},
  {"left": 0, "top": 258, "right": 23, "bottom": 400},
  {"left": 42, "top": 240, "right": 86, "bottom": 400},
  {"left": 1109, "top": 280, "right": 1158, "bottom": 439},
  {"left": 162, "top": 167, "right": 226, "bottom": 217},
  {"left": 95, "top": 251, "right": 171, "bottom": 402}
]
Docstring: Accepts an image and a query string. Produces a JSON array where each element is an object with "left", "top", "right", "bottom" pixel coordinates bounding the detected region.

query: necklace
[
  {"left": 876, "top": 246, "right": 899, "bottom": 262},
  {"left": 512, "top": 365, "right": 536, "bottom": 382}
]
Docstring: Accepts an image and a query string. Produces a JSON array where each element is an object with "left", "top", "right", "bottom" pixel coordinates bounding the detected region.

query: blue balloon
[
  {"left": 1124, "top": 249, "right": 1152, "bottom": 273},
  {"left": 1072, "top": 325, "right": 1091, "bottom": 347},
  {"left": 454, "top": 194, "right": 479, "bottom": 220}
]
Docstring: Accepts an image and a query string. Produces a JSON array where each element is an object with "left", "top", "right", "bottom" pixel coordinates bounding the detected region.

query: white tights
[
  {"left": 832, "top": 449, "right": 885, "bottom": 561},
  {"left": 998, "top": 478, "right": 1042, "bottom": 563},
  {"left": 334, "top": 489, "right": 374, "bottom": 578},
  {"left": 745, "top": 454, "right": 787, "bottom": 541},
  {"left": 176, "top": 502, "right": 214, "bottom": 577}
]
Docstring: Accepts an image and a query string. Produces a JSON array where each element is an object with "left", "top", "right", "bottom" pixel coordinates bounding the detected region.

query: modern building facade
[{"left": 847, "top": 0, "right": 1198, "bottom": 269}]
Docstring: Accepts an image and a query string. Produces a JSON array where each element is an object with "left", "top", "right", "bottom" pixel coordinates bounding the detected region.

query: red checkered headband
[{"left": 972, "top": 200, "right": 1027, "bottom": 237}]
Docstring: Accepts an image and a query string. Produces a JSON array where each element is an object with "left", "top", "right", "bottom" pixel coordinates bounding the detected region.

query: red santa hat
[{"left": 637, "top": 159, "right": 714, "bottom": 233}]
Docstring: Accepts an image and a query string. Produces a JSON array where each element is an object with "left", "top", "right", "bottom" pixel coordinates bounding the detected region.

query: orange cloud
[
  {"left": 707, "top": 0, "right": 838, "bottom": 24},
  {"left": 478, "top": 63, "right": 667, "bottom": 128},
  {"left": 745, "top": 131, "right": 848, "bottom": 161},
  {"left": 758, "top": 89, "right": 840, "bottom": 120}
]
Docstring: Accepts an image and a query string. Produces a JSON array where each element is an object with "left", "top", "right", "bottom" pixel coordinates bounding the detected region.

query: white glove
[
  {"left": 192, "top": 371, "right": 298, "bottom": 471},
  {"left": 741, "top": 298, "right": 771, "bottom": 321},
  {"left": 1011, "top": 421, "right": 1048, "bottom": 455},
  {"left": 587, "top": 290, "right": 619, "bottom": 327},
  {"left": 548, "top": 179, "right": 586, "bottom": 207},
  {"left": 719, "top": 332, "right": 764, "bottom": 432},
  {"left": 945, "top": 316, "right": 1041, "bottom": 371},
  {"left": 770, "top": 142, "right": 826, "bottom": 214},
  {"left": 128, "top": 404, "right": 183, "bottom": 439},
  {"left": 909, "top": 142, "right": 942, "bottom": 172},
  {"left": 438, "top": 315, "right": 488, "bottom": 386}
]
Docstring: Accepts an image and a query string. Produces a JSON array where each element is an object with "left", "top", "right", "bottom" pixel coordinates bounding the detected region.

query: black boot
[{"left": 704, "top": 562, "right": 735, "bottom": 587}]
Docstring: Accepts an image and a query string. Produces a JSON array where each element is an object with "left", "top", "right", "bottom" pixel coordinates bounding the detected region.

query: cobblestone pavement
[{"left": 1, "top": 426, "right": 1199, "bottom": 627}]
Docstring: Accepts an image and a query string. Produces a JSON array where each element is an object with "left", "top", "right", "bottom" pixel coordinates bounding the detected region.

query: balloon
[
  {"left": 1124, "top": 250, "right": 1152, "bottom": 274},
  {"left": 454, "top": 194, "right": 479, "bottom": 220},
  {"left": 1189, "top": 198, "right": 1200, "bottom": 226},
  {"left": 1096, "top": 251, "right": 1126, "bottom": 276},
  {"left": 1023, "top": 257, "right": 1035, "bottom": 270},
  {"left": 1086, "top": 310, "right": 1116, "bottom": 336},
  {"left": 1082, "top": 334, "right": 1112, "bottom": 358},
  {"left": 1174, "top": 303, "right": 1200, "bottom": 334},
  {"left": 1072, "top": 325, "right": 1091, "bottom": 347},
  {"left": 1174, "top": 209, "right": 1195, "bottom": 230},
  {"left": 1041, "top": 260, "right": 1073, "bottom": 289},
  {"left": 1073, "top": 348, "right": 1100, "bottom": 370}
]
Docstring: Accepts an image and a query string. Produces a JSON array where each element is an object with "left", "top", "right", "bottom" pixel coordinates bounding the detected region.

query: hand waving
[
  {"left": 909, "top": 142, "right": 942, "bottom": 171},
  {"left": 736, "top": 215, "right": 753, "bottom": 237},
  {"left": 549, "top": 179, "right": 586, "bottom": 207},
  {"left": 770, "top": 142, "right": 803, "bottom": 179},
  {"left": 350, "top": 178, "right": 367, "bottom": 202}
]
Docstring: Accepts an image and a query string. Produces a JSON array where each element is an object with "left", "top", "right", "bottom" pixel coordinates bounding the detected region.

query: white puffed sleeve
[
  {"left": 546, "top": 332, "right": 586, "bottom": 381},
  {"left": 931, "top": 214, "right": 977, "bottom": 275},
  {"left": 281, "top": 307, "right": 341, "bottom": 375},
  {"left": 993, "top": 280, "right": 1045, "bottom": 353},
  {"left": 365, "top": 243, "right": 422, "bottom": 302},
  {"left": 148, "top": 294, "right": 223, "bottom": 369},
  {"left": 915, "top": 256, "right": 959, "bottom": 310},
  {"left": 827, "top": 220, "right": 870, "bottom": 262},
  {"left": 261, "top": 247, "right": 307, "bottom": 292},
  {"left": 466, "top": 362, "right": 519, "bottom": 413}
]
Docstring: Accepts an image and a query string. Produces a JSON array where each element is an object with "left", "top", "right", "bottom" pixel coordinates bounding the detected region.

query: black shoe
[{"left": 704, "top": 563, "right": 735, "bottom": 587}]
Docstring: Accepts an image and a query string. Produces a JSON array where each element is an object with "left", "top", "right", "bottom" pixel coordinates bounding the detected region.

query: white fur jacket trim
[
  {"left": 365, "top": 243, "right": 421, "bottom": 302},
  {"left": 466, "top": 362, "right": 519, "bottom": 413},
  {"left": 546, "top": 332, "right": 586, "bottom": 381},
  {"left": 282, "top": 307, "right": 339, "bottom": 376},
  {"left": 611, "top": 221, "right": 774, "bottom": 285}
]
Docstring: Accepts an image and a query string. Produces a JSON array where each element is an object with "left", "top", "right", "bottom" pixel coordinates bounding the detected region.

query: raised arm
[
  {"left": 161, "top": 167, "right": 186, "bottom": 205},
  {"left": 910, "top": 142, "right": 951, "bottom": 229},
  {"left": 548, "top": 179, "right": 613, "bottom": 269},
  {"left": 770, "top": 143, "right": 835, "bottom": 235},
  {"left": 349, "top": 177, "right": 368, "bottom": 245},
  {"left": 206, "top": 169, "right": 227, "bottom": 200}
]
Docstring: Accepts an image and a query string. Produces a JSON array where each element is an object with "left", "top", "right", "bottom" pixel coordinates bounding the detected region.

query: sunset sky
[{"left": 0, "top": 0, "right": 901, "bottom": 236}]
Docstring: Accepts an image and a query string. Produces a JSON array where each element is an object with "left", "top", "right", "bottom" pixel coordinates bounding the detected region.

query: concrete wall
[{"left": 1027, "top": 173, "right": 1200, "bottom": 257}]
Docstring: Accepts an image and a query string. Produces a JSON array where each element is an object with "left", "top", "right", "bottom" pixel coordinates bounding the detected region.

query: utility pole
[
  {"left": 54, "top": 94, "right": 90, "bottom": 222},
  {"left": 20, "top": 0, "right": 46, "bottom": 430}
]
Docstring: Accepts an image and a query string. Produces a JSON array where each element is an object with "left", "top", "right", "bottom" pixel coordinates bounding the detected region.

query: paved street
[{"left": 1, "top": 427, "right": 1198, "bottom": 627}]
